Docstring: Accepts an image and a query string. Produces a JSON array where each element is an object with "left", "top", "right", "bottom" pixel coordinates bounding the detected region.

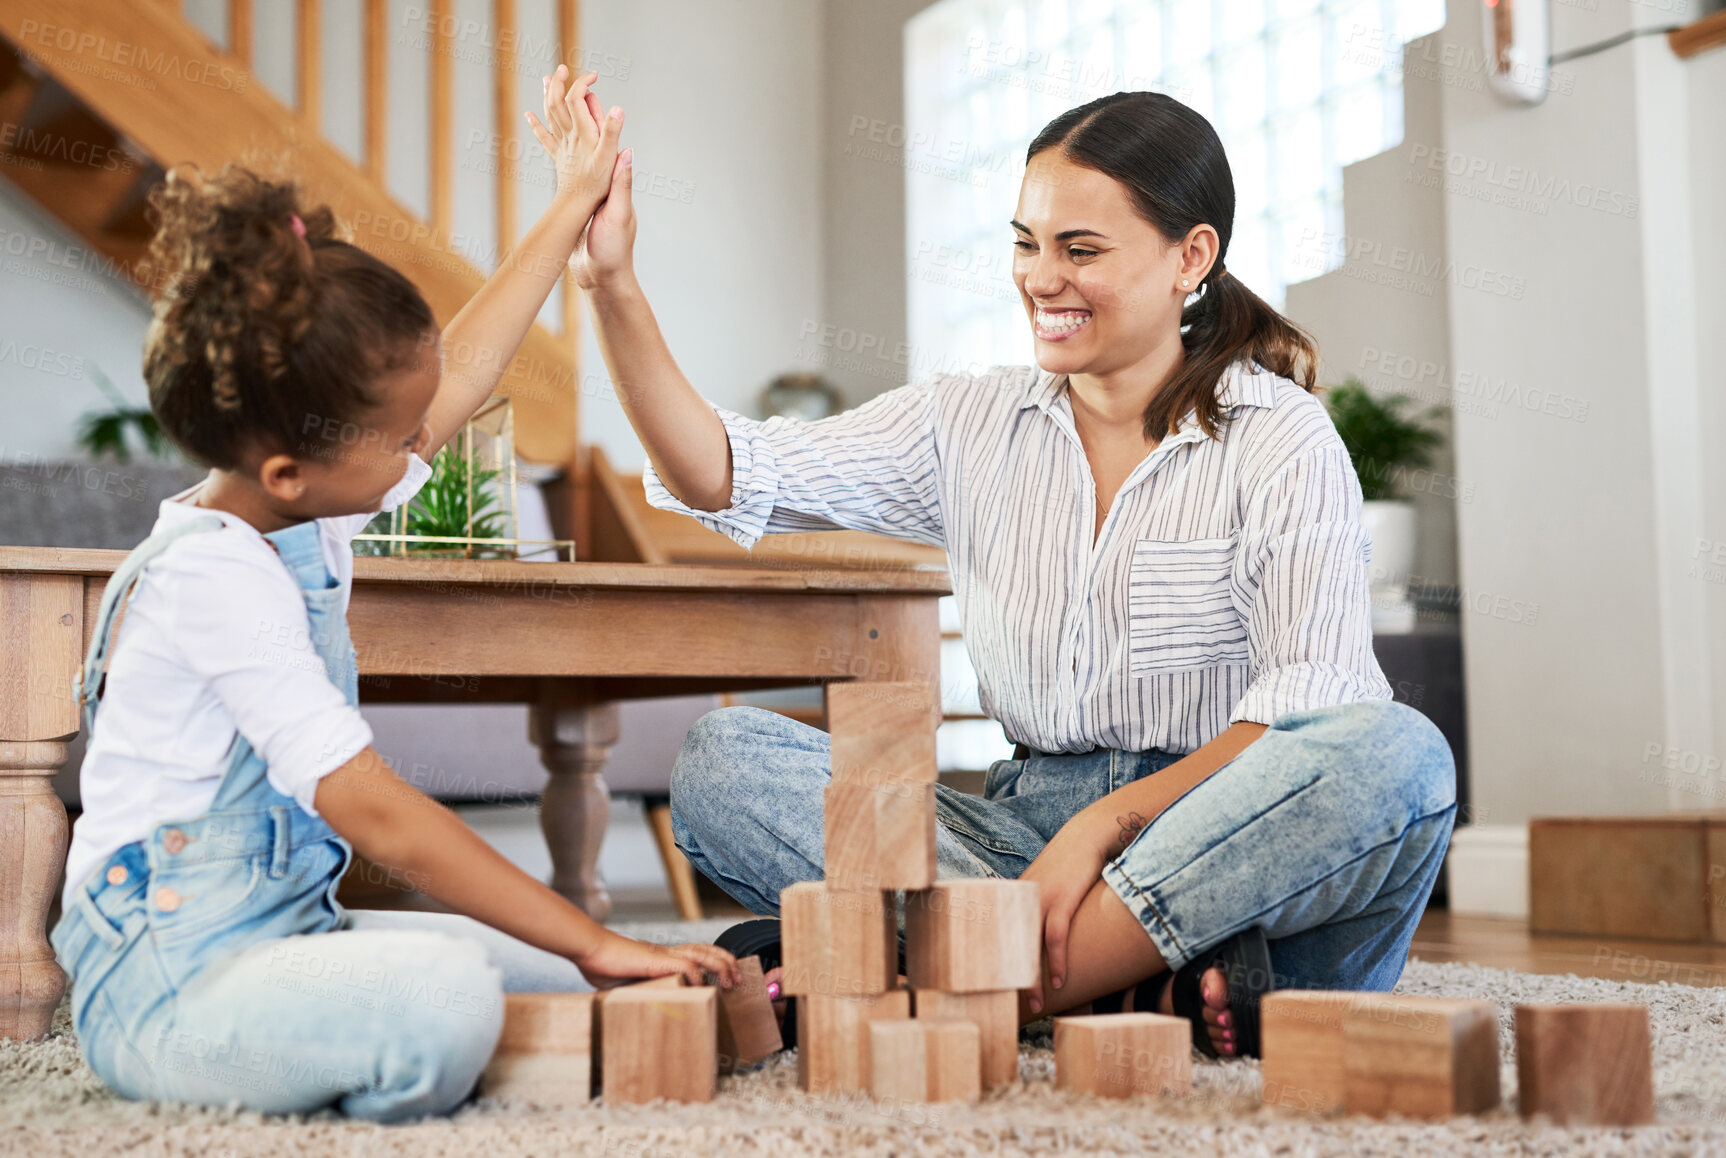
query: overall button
[
  {"left": 162, "top": 829, "right": 188, "bottom": 855},
  {"left": 154, "top": 887, "right": 183, "bottom": 913},
  {"left": 105, "top": 865, "right": 128, "bottom": 886}
]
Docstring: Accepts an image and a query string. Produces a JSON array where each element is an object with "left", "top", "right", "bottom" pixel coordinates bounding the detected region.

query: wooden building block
[
  {"left": 827, "top": 681, "right": 939, "bottom": 785},
  {"left": 1514, "top": 1003, "right": 1654, "bottom": 1126},
  {"left": 1053, "top": 1013, "right": 1192, "bottom": 1098},
  {"left": 915, "top": 988, "right": 1020, "bottom": 1090},
  {"left": 780, "top": 881, "right": 897, "bottom": 997},
  {"left": 591, "top": 973, "right": 686, "bottom": 1081},
  {"left": 479, "top": 993, "right": 594, "bottom": 1106},
  {"left": 823, "top": 781, "right": 936, "bottom": 892},
  {"left": 1343, "top": 996, "right": 1501, "bottom": 1118},
  {"left": 601, "top": 985, "right": 718, "bottom": 1104},
  {"left": 1260, "top": 990, "right": 1359, "bottom": 1114},
  {"left": 905, "top": 880, "right": 1040, "bottom": 992},
  {"left": 869, "top": 1020, "right": 981, "bottom": 1104},
  {"left": 797, "top": 988, "right": 912, "bottom": 1094},
  {"left": 1530, "top": 817, "right": 1715, "bottom": 942},
  {"left": 715, "top": 955, "right": 783, "bottom": 1074}
]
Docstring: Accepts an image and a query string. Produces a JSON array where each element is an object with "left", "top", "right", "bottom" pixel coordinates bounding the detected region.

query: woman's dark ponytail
[{"left": 1027, "top": 93, "right": 1318, "bottom": 441}]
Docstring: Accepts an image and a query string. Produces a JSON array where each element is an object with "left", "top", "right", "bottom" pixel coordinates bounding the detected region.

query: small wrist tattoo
[{"left": 1115, "top": 811, "right": 1147, "bottom": 851}]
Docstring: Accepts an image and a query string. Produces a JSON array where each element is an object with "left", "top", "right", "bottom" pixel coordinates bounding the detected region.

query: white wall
[
  {"left": 1693, "top": 49, "right": 1726, "bottom": 791},
  {"left": 813, "top": 0, "right": 941, "bottom": 408},
  {"left": 1284, "top": 35, "right": 1458, "bottom": 588},
  {"left": 576, "top": 0, "right": 823, "bottom": 469},
  {"left": 1285, "top": 1, "right": 1726, "bottom": 833},
  {"left": 0, "top": 189, "right": 154, "bottom": 461}
]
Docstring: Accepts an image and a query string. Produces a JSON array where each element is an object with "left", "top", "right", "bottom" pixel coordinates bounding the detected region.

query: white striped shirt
[{"left": 643, "top": 359, "right": 1392, "bottom": 755}]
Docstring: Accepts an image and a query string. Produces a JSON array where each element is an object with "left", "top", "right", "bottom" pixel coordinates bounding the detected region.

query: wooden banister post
[
  {"left": 365, "top": 0, "right": 387, "bottom": 184},
  {"left": 493, "top": 0, "right": 517, "bottom": 258},
  {"left": 430, "top": 0, "right": 453, "bottom": 239},
  {"left": 229, "top": 0, "right": 252, "bottom": 69},
  {"left": 297, "top": 0, "right": 321, "bottom": 128}
]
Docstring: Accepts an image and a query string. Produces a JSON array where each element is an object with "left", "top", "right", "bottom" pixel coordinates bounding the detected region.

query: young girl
[{"left": 52, "top": 67, "right": 736, "bottom": 1122}]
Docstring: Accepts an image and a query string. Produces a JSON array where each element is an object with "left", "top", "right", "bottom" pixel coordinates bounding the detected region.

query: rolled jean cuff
[{"left": 1101, "top": 857, "right": 1193, "bottom": 973}]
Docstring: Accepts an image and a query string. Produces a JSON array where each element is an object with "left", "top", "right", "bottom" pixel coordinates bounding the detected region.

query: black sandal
[
  {"left": 713, "top": 916, "right": 910, "bottom": 1050},
  {"left": 1169, "top": 926, "right": 1276, "bottom": 1059},
  {"left": 1088, "top": 971, "right": 1173, "bottom": 1016},
  {"left": 1089, "top": 926, "right": 1277, "bottom": 1059}
]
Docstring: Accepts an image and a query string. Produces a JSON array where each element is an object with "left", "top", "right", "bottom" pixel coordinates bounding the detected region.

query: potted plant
[
  {"left": 1322, "top": 378, "right": 1446, "bottom": 627},
  {"left": 76, "top": 366, "right": 175, "bottom": 463}
]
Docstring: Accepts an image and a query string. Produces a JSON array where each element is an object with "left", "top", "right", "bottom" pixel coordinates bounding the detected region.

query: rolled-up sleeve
[
  {"left": 1229, "top": 445, "right": 1393, "bottom": 725},
  {"left": 641, "top": 382, "right": 945, "bottom": 551},
  {"left": 169, "top": 540, "right": 373, "bottom": 815}
]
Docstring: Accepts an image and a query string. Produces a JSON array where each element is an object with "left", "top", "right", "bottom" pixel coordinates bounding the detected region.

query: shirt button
[
  {"left": 162, "top": 829, "right": 188, "bottom": 855},
  {"left": 154, "top": 887, "right": 182, "bottom": 913},
  {"left": 105, "top": 865, "right": 128, "bottom": 886}
]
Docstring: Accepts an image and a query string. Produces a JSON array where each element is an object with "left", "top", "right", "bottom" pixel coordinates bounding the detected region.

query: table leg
[
  {"left": 529, "top": 699, "right": 619, "bottom": 922},
  {"left": 0, "top": 740, "right": 70, "bottom": 1041}
]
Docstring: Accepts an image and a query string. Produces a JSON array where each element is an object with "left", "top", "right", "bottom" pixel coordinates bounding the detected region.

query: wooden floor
[{"left": 1413, "top": 910, "right": 1726, "bottom": 988}]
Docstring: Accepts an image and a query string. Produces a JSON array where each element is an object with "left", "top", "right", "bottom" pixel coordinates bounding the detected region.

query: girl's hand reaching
[
  {"left": 575, "top": 928, "right": 740, "bottom": 990},
  {"left": 526, "top": 64, "right": 623, "bottom": 211}
]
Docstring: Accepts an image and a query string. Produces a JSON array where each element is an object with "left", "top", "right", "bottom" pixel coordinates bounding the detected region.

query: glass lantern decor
[{"left": 353, "top": 396, "right": 574, "bottom": 561}]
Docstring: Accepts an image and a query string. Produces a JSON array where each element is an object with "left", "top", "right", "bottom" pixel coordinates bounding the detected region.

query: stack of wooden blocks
[
  {"left": 785, "top": 681, "right": 1044, "bottom": 1104},
  {"left": 1260, "top": 991, "right": 1655, "bottom": 1124}
]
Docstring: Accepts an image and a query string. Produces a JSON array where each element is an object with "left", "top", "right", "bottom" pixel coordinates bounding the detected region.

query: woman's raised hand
[
  {"left": 568, "top": 135, "right": 636, "bottom": 292},
  {"left": 525, "top": 64, "right": 623, "bottom": 210}
]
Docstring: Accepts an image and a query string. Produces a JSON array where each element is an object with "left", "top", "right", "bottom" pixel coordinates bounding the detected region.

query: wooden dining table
[{"left": 0, "top": 545, "right": 950, "bottom": 1040}]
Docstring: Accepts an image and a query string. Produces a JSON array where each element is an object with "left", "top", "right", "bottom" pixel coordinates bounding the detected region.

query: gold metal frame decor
[{"left": 354, "top": 396, "right": 575, "bottom": 561}]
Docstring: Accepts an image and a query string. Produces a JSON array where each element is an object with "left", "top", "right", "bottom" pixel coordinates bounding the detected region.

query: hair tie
[{"left": 290, "top": 213, "right": 307, "bottom": 240}]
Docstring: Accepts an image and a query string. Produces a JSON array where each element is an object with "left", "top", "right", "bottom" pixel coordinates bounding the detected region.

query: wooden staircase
[{"left": 0, "top": 0, "right": 583, "bottom": 471}]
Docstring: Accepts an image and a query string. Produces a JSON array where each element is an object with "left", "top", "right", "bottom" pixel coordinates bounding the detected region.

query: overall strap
[{"left": 79, "top": 515, "right": 226, "bottom": 735}]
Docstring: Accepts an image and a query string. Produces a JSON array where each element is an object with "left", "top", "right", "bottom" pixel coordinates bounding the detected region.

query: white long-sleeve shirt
[
  {"left": 644, "top": 360, "right": 1392, "bottom": 756},
  {"left": 63, "top": 455, "right": 432, "bottom": 901}
]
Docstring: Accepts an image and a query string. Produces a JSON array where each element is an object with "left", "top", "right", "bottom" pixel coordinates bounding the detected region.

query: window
[{"left": 904, "top": 0, "right": 1447, "bottom": 370}]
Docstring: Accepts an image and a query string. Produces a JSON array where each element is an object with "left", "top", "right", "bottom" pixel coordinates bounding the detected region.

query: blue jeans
[
  {"left": 54, "top": 849, "right": 588, "bottom": 1123},
  {"left": 670, "top": 698, "right": 1456, "bottom": 992}
]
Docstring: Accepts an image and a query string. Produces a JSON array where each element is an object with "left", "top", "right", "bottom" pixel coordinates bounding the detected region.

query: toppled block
[{"left": 715, "top": 955, "right": 783, "bottom": 1074}]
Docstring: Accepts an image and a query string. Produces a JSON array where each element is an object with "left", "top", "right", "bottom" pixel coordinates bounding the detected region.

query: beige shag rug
[{"left": 6, "top": 920, "right": 1726, "bottom": 1156}]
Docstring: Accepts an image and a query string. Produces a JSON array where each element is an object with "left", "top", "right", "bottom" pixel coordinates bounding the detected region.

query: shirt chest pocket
[{"left": 1126, "top": 535, "right": 1250, "bottom": 676}]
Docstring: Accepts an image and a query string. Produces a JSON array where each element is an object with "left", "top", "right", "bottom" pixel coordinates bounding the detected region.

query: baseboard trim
[{"left": 1446, "top": 823, "right": 1529, "bottom": 918}]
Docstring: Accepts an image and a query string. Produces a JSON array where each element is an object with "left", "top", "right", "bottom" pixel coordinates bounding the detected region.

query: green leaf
[{"left": 1322, "top": 378, "right": 1446, "bottom": 502}]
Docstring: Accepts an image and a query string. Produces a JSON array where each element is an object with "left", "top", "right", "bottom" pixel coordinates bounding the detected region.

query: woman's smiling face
[{"left": 1011, "top": 151, "right": 1196, "bottom": 379}]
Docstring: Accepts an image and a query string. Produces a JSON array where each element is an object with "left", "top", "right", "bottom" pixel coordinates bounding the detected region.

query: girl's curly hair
[{"left": 143, "top": 163, "right": 437, "bottom": 469}]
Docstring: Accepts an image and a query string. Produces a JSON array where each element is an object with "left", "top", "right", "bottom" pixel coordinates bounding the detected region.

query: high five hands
[{"left": 525, "top": 63, "right": 637, "bottom": 291}]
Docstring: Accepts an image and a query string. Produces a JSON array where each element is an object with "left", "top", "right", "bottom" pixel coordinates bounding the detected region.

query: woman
[{"left": 573, "top": 92, "right": 1456, "bottom": 1059}]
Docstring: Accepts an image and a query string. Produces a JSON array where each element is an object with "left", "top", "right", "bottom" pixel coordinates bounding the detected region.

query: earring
[{"left": 1181, "top": 279, "right": 1190, "bottom": 287}]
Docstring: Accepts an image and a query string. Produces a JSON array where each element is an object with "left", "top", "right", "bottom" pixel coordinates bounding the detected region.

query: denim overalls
[{"left": 51, "top": 516, "right": 503, "bottom": 1121}]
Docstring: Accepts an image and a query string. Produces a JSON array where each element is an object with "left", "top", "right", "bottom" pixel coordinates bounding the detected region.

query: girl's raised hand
[{"left": 525, "top": 64, "right": 623, "bottom": 208}]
